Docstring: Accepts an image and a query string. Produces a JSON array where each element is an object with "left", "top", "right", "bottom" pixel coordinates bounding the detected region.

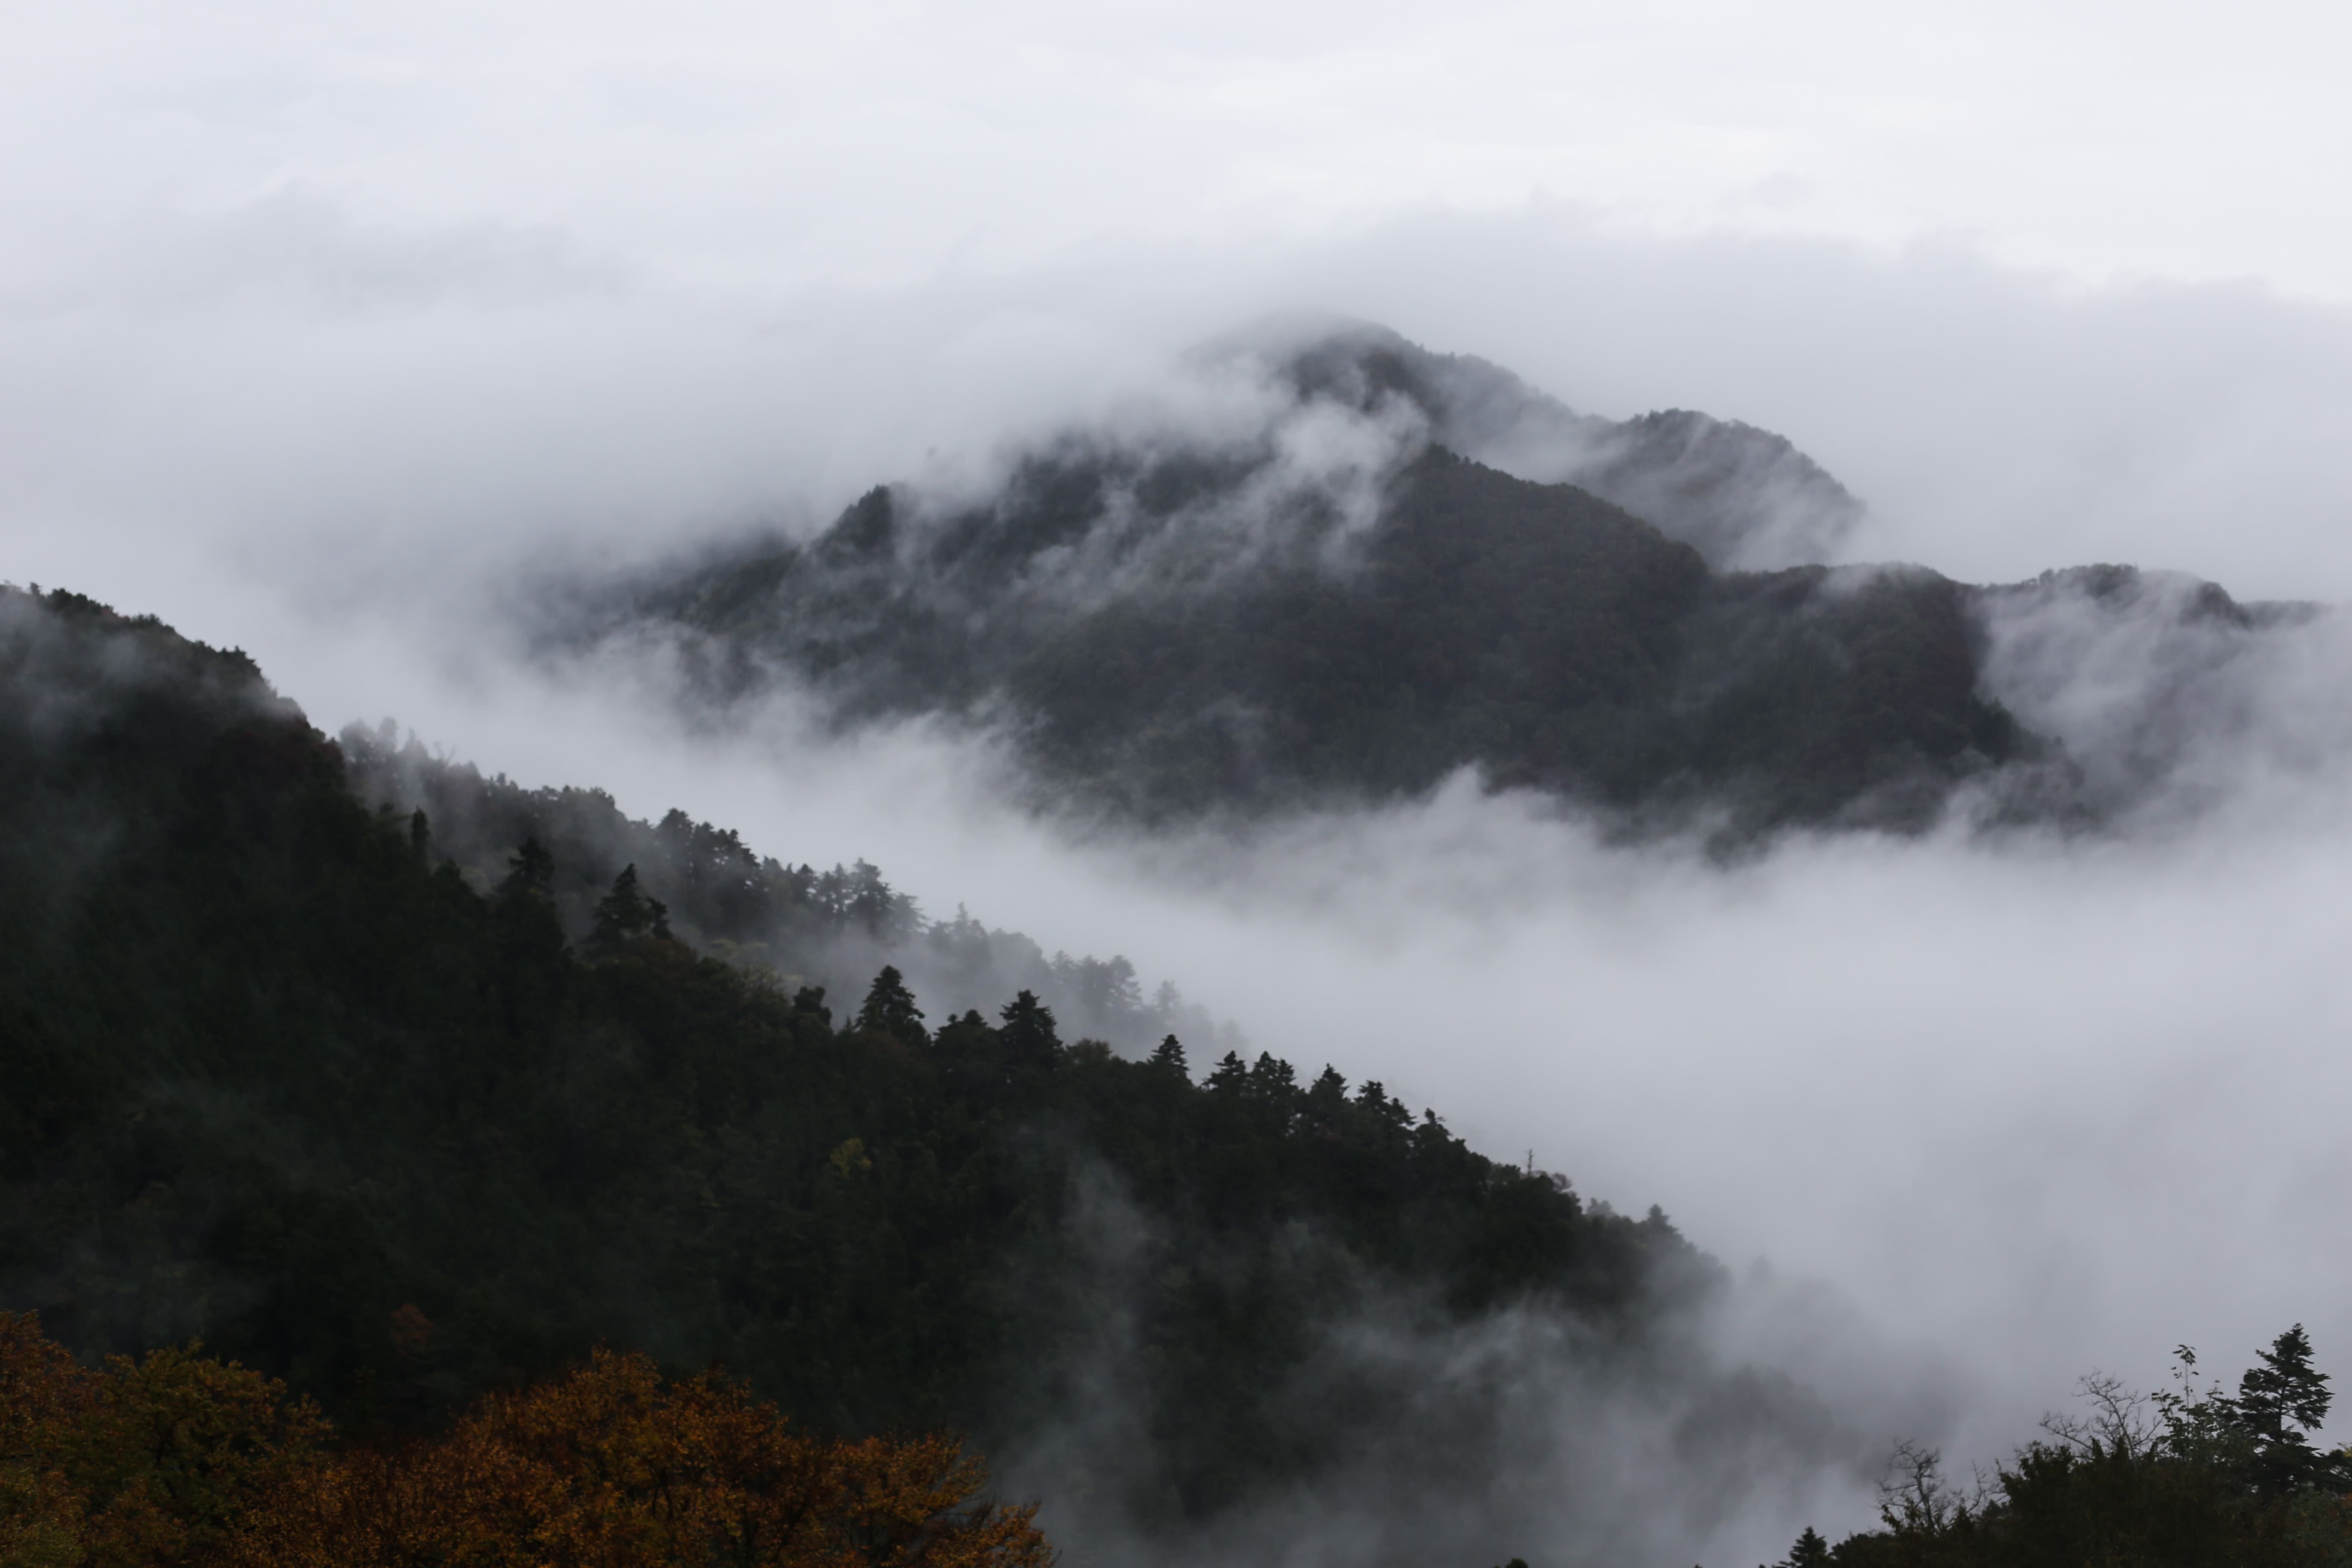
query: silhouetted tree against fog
[
  {"left": 1776, "top": 1525, "right": 1831, "bottom": 1566},
  {"left": 496, "top": 834, "right": 554, "bottom": 899},
  {"left": 857, "top": 963, "right": 928, "bottom": 1048},
  {"left": 997, "top": 989, "right": 1061, "bottom": 1076},
  {"left": 1148, "top": 1033, "right": 1188, "bottom": 1077},
  {"left": 588, "top": 862, "right": 672, "bottom": 956},
  {"left": 2233, "top": 1323, "right": 2340, "bottom": 1497},
  {"left": 1806, "top": 1327, "right": 2352, "bottom": 1565}
]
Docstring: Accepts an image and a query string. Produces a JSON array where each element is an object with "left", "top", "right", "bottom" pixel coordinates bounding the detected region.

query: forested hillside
[
  {"left": 336, "top": 723, "right": 1232, "bottom": 1055},
  {"left": 635, "top": 448, "right": 2031, "bottom": 838},
  {"left": 0, "top": 584, "right": 1718, "bottom": 1547},
  {"left": 586, "top": 324, "right": 2324, "bottom": 844},
  {"left": 12, "top": 581, "right": 2352, "bottom": 1561}
]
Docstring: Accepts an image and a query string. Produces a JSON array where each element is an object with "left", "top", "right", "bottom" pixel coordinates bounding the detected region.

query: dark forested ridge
[
  {"left": 334, "top": 722, "right": 1231, "bottom": 1055},
  {"left": 0, "top": 584, "right": 1714, "bottom": 1540},
  {"left": 636, "top": 445, "right": 2034, "bottom": 839},
  {"left": 590, "top": 323, "right": 2314, "bottom": 842},
  {"left": 13, "top": 582, "right": 2352, "bottom": 1564}
]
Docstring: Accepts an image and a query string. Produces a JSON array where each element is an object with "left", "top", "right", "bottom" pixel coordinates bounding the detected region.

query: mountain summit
[
  {"left": 1237, "top": 318, "right": 1865, "bottom": 571},
  {"left": 587, "top": 325, "right": 2317, "bottom": 841}
]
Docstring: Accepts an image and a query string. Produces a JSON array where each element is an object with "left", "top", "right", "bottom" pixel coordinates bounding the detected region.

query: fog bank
[{"left": 189, "top": 604, "right": 2352, "bottom": 1553}]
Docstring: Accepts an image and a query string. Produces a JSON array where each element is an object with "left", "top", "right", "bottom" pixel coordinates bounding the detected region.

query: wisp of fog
[
  {"left": 236, "top": 555, "right": 2352, "bottom": 1564},
  {"left": 9, "top": 12, "right": 2352, "bottom": 1553}
]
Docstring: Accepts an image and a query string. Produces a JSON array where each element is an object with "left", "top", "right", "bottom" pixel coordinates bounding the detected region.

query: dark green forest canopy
[
  {"left": 0, "top": 585, "right": 1702, "bottom": 1527},
  {"left": 328, "top": 720, "right": 1219, "bottom": 1054}
]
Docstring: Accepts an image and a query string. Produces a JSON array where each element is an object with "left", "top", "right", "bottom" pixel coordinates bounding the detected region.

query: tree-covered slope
[
  {"left": 333, "top": 721, "right": 1230, "bottom": 1055},
  {"left": 639, "top": 443, "right": 2030, "bottom": 838},
  {"left": 0, "top": 585, "right": 1721, "bottom": 1536},
  {"left": 598, "top": 324, "right": 2328, "bottom": 842}
]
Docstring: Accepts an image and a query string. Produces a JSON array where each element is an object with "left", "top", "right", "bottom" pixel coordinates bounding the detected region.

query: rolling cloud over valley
[{"left": 7, "top": 6, "right": 2352, "bottom": 1563}]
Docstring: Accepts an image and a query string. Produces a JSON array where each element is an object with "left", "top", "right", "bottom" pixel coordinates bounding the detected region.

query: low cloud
[{"left": 13, "top": 205, "right": 2352, "bottom": 1559}]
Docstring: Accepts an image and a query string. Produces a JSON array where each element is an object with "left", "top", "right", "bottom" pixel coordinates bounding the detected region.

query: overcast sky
[
  {"left": 6, "top": 0, "right": 2352, "bottom": 624},
  {"left": 8, "top": 7, "right": 2352, "bottom": 1554},
  {"left": 9, "top": 0, "right": 2349, "bottom": 293}
]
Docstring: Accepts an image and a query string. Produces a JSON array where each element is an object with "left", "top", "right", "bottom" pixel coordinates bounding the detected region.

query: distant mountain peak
[
  {"left": 565, "top": 323, "right": 2335, "bottom": 842},
  {"left": 1198, "top": 319, "right": 1866, "bottom": 570}
]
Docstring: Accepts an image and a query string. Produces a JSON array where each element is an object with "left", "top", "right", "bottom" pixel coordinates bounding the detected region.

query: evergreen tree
[
  {"left": 1778, "top": 1525, "right": 1830, "bottom": 1567},
  {"left": 1148, "top": 1035, "right": 1188, "bottom": 1078},
  {"left": 1204, "top": 1050, "right": 1248, "bottom": 1095},
  {"left": 589, "top": 864, "right": 655, "bottom": 956},
  {"left": 2233, "top": 1324, "right": 2339, "bottom": 1495},
  {"left": 998, "top": 990, "right": 1060, "bottom": 1075},
  {"left": 857, "top": 965, "right": 928, "bottom": 1048},
  {"left": 497, "top": 837, "right": 555, "bottom": 900}
]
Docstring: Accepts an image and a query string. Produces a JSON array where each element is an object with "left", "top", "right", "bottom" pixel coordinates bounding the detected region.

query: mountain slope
[
  {"left": 0, "top": 585, "right": 1810, "bottom": 1555},
  {"left": 630, "top": 429, "right": 2028, "bottom": 839},
  {"left": 1265, "top": 318, "right": 1866, "bottom": 571},
  {"left": 595, "top": 324, "right": 2331, "bottom": 840}
]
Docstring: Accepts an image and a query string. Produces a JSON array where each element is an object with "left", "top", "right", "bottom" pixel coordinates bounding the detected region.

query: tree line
[{"left": 1765, "top": 1326, "right": 2352, "bottom": 1567}]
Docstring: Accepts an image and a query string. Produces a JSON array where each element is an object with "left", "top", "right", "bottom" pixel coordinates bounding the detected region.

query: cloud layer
[{"left": 9, "top": 6, "right": 2352, "bottom": 1558}]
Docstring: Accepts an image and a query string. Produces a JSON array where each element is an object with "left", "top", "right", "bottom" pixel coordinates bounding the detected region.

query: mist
[
  {"left": 244, "top": 589, "right": 2352, "bottom": 1560},
  {"left": 9, "top": 3, "right": 2352, "bottom": 1561}
]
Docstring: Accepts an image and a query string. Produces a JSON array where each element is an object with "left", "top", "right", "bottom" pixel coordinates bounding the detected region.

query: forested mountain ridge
[
  {"left": 631, "top": 446, "right": 2032, "bottom": 838},
  {"left": 13, "top": 582, "right": 2352, "bottom": 1560},
  {"left": 1258, "top": 320, "right": 1867, "bottom": 571},
  {"left": 334, "top": 721, "right": 1231, "bottom": 1054},
  {"left": 0, "top": 584, "right": 1759, "bottom": 1553},
  {"left": 590, "top": 323, "right": 2321, "bottom": 842}
]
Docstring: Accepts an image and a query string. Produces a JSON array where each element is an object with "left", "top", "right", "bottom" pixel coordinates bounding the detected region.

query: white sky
[
  {"left": 2, "top": 0, "right": 2349, "bottom": 618},
  {"left": 6, "top": 1, "right": 2349, "bottom": 294},
  {"left": 4, "top": 0, "right": 2351, "bottom": 609}
]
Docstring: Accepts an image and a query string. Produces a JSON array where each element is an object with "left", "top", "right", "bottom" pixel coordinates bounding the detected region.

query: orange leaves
[
  {"left": 2, "top": 1311, "right": 95, "bottom": 1568},
  {"left": 233, "top": 1349, "right": 1052, "bottom": 1568},
  {"left": 1, "top": 1313, "right": 327, "bottom": 1568},
  {"left": 1, "top": 1312, "right": 95, "bottom": 1430},
  {"left": 3, "top": 1320, "right": 1050, "bottom": 1568}
]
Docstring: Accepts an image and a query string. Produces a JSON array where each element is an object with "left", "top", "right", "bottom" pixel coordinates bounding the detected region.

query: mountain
[
  {"left": 13, "top": 585, "right": 2352, "bottom": 1565},
  {"left": 0, "top": 584, "right": 1833, "bottom": 1561},
  {"left": 334, "top": 721, "right": 1234, "bottom": 1057},
  {"left": 585, "top": 323, "right": 2324, "bottom": 842},
  {"left": 1259, "top": 319, "right": 1866, "bottom": 572}
]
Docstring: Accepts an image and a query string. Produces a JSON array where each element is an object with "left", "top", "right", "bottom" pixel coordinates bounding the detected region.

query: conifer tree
[
  {"left": 997, "top": 991, "right": 1060, "bottom": 1074},
  {"left": 858, "top": 965, "right": 928, "bottom": 1048},
  {"left": 497, "top": 837, "right": 554, "bottom": 900},
  {"left": 1779, "top": 1525, "right": 1831, "bottom": 1566},
  {"left": 588, "top": 864, "right": 655, "bottom": 956},
  {"left": 2233, "top": 1323, "right": 2339, "bottom": 1495}
]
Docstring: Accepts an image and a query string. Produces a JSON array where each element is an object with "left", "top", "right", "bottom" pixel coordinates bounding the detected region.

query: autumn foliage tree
[
  {"left": 2, "top": 1317, "right": 1049, "bottom": 1568},
  {"left": 233, "top": 1348, "right": 1048, "bottom": 1568},
  {"left": 1, "top": 1312, "right": 328, "bottom": 1568}
]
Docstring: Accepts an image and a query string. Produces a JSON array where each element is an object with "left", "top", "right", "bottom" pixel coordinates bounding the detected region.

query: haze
[{"left": 6, "top": 3, "right": 2352, "bottom": 1558}]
